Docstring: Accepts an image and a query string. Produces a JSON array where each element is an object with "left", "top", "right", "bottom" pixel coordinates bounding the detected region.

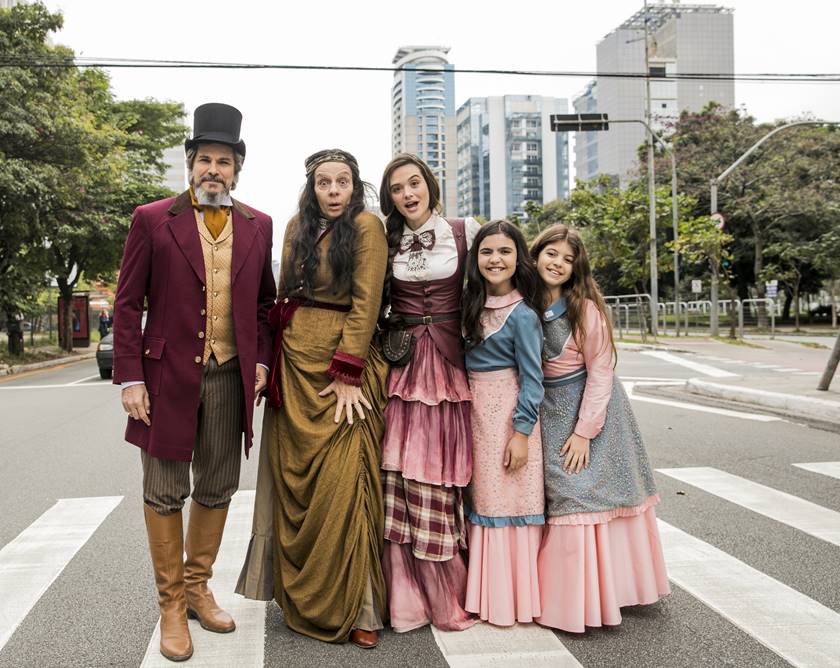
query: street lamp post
[
  {"left": 550, "top": 113, "right": 681, "bottom": 337},
  {"left": 709, "top": 120, "right": 837, "bottom": 336}
]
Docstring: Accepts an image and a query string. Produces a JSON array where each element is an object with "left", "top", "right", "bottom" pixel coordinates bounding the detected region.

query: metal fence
[{"left": 604, "top": 294, "right": 781, "bottom": 339}]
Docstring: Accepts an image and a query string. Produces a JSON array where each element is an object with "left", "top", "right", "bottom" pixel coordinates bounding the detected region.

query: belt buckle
[{"left": 422, "top": 315, "right": 433, "bottom": 325}]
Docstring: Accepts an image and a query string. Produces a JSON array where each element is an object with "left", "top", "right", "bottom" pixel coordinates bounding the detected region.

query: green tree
[
  {"left": 0, "top": 2, "right": 187, "bottom": 352},
  {"left": 649, "top": 104, "right": 840, "bottom": 325}
]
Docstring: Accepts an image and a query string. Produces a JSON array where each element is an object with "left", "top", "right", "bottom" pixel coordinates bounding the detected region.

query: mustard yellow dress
[{"left": 237, "top": 212, "right": 389, "bottom": 643}]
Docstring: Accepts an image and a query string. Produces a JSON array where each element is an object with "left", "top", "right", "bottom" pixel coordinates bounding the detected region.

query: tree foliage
[{"left": 0, "top": 2, "right": 187, "bottom": 352}]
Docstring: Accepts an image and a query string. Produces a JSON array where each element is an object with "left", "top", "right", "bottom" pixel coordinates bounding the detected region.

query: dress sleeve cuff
[
  {"left": 573, "top": 418, "right": 601, "bottom": 440},
  {"left": 327, "top": 350, "right": 365, "bottom": 387},
  {"left": 512, "top": 419, "right": 535, "bottom": 436}
]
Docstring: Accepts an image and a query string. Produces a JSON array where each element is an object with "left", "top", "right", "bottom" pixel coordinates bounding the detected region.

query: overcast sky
[{"left": 42, "top": 0, "right": 840, "bottom": 248}]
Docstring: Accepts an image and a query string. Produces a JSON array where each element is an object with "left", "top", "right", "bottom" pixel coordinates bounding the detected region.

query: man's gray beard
[{"left": 195, "top": 183, "right": 229, "bottom": 207}]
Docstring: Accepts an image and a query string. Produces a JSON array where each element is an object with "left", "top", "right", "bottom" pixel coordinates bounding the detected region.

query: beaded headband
[{"left": 304, "top": 150, "right": 358, "bottom": 177}]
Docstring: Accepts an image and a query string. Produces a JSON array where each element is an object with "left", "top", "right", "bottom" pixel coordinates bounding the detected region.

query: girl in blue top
[{"left": 461, "top": 220, "right": 545, "bottom": 626}]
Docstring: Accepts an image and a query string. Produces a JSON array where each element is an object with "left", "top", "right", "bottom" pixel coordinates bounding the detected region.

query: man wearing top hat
[{"left": 113, "top": 103, "right": 275, "bottom": 662}]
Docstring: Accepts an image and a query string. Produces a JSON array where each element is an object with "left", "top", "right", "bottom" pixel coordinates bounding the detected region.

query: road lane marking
[
  {"left": 623, "top": 383, "right": 781, "bottom": 422},
  {"left": 618, "top": 376, "right": 688, "bottom": 382},
  {"left": 432, "top": 622, "right": 581, "bottom": 668},
  {"left": 140, "top": 490, "right": 265, "bottom": 668},
  {"left": 793, "top": 462, "right": 840, "bottom": 481},
  {"left": 657, "top": 467, "right": 840, "bottom": 547},
  {"left": 658, "top": 519, "right": 840, "bottom": 667},
  {"left": 67, "top": 374, "right": 104, "bottom": 385},
  {"left": 640, "top": 351, "right": 739, "bottom": 378},
  {"left": 0, "top": 496, "right": 123, "bottom": 651},
  {"left": 0, "top": 383, "right": 112, "bottom": 390}
]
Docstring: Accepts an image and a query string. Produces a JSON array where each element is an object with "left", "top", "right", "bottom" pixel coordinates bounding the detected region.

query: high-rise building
[
  {"left": 456, "top": 95, "right": 569, "bottom": 220},
  {"left": 577, "top": 2, "right": 734, "bottom": 186},
  {"left": 572, "top": 80, "right": 600, "bottom": 185},
  {"left": 163, "top": 144, "right": 188, "bottom": 194},
  {"left": 391, "top": 46, "right": 457, "bottom": 215}
]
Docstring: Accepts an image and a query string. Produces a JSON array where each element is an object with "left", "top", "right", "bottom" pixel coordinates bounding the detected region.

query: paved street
[{"left": 1, "top": 351, "right": 839, "bottom": 668}]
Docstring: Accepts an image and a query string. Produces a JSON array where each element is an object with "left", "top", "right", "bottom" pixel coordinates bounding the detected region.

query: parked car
[
  {"left": 97, "top": 313, "right": 145, "bottom": 380},
  {"left": 96, "top": 332, "right": 113, "bottom": 379}
]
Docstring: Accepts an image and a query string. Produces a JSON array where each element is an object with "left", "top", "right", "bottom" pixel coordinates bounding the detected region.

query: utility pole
[
  {"left": 643, "top": 0, "right": 658, "bottom": 336},
  {"left": 818, "top": 329, "right": 840, "bottom": 391}
]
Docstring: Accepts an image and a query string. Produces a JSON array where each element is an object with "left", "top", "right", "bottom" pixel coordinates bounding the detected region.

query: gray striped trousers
[{"left": 141, "top": 355, "right": 244, "bottom": 515}]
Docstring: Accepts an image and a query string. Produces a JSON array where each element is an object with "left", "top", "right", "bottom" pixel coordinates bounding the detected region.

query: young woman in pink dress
[
  {"left": 378, "top": 154, "right": 481, "bottom": 632},
  {"left": 462, "top": 220, "right": 545, "bottom": 626},
  {"left": 530, "top": 224, "right": 670, "bottom": 633}
]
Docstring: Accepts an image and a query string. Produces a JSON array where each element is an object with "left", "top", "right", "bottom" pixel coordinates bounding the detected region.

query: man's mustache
[{"left": 201, "top": 176, "right": 225, "bottom": 184}]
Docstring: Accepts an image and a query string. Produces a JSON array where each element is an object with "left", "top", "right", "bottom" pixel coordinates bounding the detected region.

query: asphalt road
[{"left": 0, "top": 352, "right": 838, "bottom": 668}]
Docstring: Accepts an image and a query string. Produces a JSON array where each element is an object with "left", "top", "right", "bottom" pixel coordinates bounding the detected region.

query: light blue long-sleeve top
[{"left": 465, "top": 296, "right": 544, "bottom": 435}]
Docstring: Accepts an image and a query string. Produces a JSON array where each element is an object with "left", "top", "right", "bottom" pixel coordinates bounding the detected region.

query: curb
[
  {"left": 684, "top": 378, "right": 840, "bottom": 424},
  {"left": 0, "top": 352, "right": 97, "bottom": 377}
]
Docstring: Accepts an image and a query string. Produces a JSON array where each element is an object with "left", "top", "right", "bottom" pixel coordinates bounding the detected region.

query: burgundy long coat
[{"left": 112, "top": 190, "right": 275, "bottom": 461}]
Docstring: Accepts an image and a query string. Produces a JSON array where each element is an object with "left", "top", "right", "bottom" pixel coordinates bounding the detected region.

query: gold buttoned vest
[{"left": 195, "top": 210, "right": 238, "bottom": 365}]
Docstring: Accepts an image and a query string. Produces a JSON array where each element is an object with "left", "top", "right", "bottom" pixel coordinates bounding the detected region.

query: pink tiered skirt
[
  {"left": 536, "top": 505, "right": 670, "bottom": 633},
  {"left": 382, "top": 332, "right": 472, "bottom": 486},
  {"left": 465, "top": 524, "right": 543, "bottom": 626},
  {"left": 383, "top": 542, "right": 476, "bottom": 633}
]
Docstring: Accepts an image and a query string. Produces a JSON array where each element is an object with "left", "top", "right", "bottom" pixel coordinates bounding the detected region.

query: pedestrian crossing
[
  {"left": 1, "top": 467, "right": 839, "bottom": 667},
  {"left": 0, "top": 496, "right": 122, "bottom": 651}
]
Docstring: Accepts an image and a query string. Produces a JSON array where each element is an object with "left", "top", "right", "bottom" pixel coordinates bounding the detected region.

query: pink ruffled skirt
[
  {"left": 382, "top": 332, "right": 472, "bottom": 487},
  {"left": 536, "top": 505, "right": 670, "bottom": 633},
  {"left": 383, "top": 542, "right": 476, "bottom": 633},
  {"left": 464, "top": 524, "right": 543, "bottom": 626}
]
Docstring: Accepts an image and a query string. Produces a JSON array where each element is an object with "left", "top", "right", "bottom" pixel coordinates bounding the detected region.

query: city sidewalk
[
  {"left": 0, "top": 344, "right": 97, "bottom": 378},
  {"left": 622, "top": 334, "right": 840, "bottom": 431}
]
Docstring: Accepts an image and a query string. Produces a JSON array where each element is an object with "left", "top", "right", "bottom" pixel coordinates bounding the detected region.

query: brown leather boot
[
  {"left": 144, "top": 504, "right": 193, "bottom": 662},
  {"left": 184, "top": 502, "right": 236, "bottom": 633}
]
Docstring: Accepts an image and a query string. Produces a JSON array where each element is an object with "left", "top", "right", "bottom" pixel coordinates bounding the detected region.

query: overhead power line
[{"left": 0, "top": 55, "right": 839, "bottom": 83}]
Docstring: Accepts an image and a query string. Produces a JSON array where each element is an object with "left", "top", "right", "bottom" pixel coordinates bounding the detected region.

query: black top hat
[{"left": 185, "top": 103, "right": 246, "bottom": 157}]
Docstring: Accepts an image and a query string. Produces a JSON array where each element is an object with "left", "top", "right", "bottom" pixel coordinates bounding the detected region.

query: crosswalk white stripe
[
  {"left": 640, "top": 351, "right": 740, "bottom": 378},
  {"left": 771, "top": 367, "right": 803, "bottom": 373},
  {"left": 657, "top": 467, "right": 840, "bottom": 547},
  {"left": 0, "top": 496, "right": 123, "bottom": 651},
  {"left": 793, "top": 462, "right": 840, "bottom": 481},
  {"left": 624, "top": 383, "right": 781, "bottom": 422},
  {"left": 433, "top": 622, "right": 581, "bottom": 668},
  {"left": 658, "top": 519, "right": 840, "bottom": 667},
  {"left": 141, "top": 491, "right": 265, "bottom": 667}
]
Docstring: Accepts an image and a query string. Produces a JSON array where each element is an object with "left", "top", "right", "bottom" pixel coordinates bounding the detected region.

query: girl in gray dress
[{"left": 529, "top": 224, "right": 670, "bottom": 633}]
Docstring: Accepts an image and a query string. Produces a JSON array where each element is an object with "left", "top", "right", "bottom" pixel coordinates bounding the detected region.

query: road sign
[
  {"left": 711, "top": 212, "right": 725, "bottom": 230},
  {"left": 550, "top": 113, "right": 609, "bottom": 132},
  {"left": 765, "top": 280, "right": 778, "bottom": 298},
  {"left": 692, "top": 280, "right": 703, "bottom": 294}
]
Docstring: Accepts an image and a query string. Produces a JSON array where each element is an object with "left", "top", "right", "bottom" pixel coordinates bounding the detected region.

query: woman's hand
[
  {"left": 319, "top": 379, "right": 373, "bottom": 425},
  {"left": 560, "top": 433, "right": 590, "bottom": 474},
  {"left": 504, "top": 432, "right": 529, "bottom": 471}
]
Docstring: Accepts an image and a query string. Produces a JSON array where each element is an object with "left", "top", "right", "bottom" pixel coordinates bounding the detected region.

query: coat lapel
[
  {"left": 231, "top": 199, "right": 257, "bottom": 284},
  {"left": 167, "top": 191, "right": 205, "bottom": 285}
]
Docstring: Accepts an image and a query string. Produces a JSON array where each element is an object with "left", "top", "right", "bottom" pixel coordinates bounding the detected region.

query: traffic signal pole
[{"left": 550, "top": 114, "right": 680, "bottom": 337}]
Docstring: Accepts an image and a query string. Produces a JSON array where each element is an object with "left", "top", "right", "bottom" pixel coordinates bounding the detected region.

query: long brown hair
[
  {"left": 283, "top": 149, "right": 368, "bottom": 296},
  {"left": 462, "top": 220, "right": 542, "bottom": 350},
  {"left": 529, "top": 224, "right": 616, "bottom": 364},
  {"left": 378, "top": 153, "right": 442, "bottom": 313}
]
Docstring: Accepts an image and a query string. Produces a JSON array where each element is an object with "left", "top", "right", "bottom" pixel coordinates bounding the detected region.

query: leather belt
[{"left": 399, "top": 312, "right": 460, "bottom": 325}]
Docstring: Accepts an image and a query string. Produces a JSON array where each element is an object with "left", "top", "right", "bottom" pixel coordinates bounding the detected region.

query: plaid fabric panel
[{"left": 383, "top": 470, "right": 466, "bottom": 562}]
